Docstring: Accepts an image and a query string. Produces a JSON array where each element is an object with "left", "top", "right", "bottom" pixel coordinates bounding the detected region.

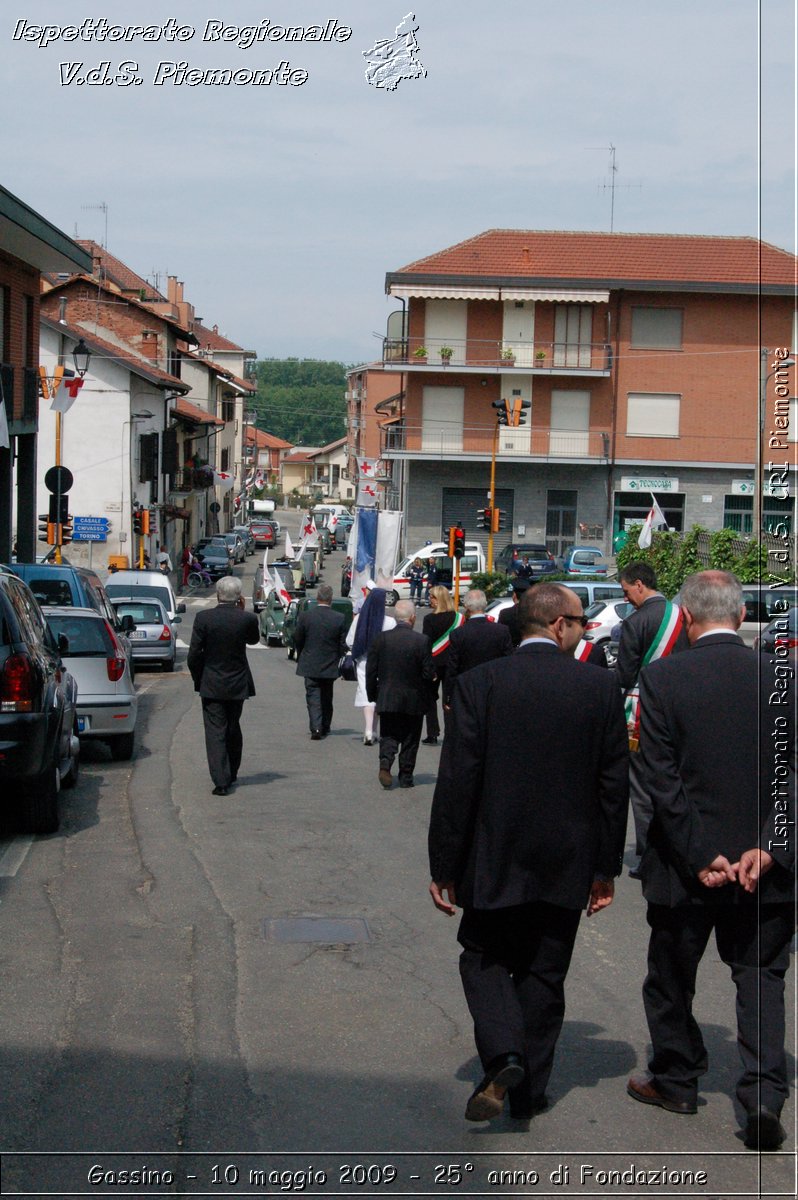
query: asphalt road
[{"left": 0, "top": 538, "right": 794, "bottom": 1198}]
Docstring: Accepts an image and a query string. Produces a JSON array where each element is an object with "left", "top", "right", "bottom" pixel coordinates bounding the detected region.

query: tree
[{"left": 250, "top": 359, "right": 348, "bottom": 446}]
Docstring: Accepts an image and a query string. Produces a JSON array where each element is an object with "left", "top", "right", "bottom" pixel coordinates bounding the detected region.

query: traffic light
[
  {"left": 59, "top": 513, "right": 73, "bottom": 546},
  {"left": 38, "top": 514, "right": 55, "bottom": 544},
  {"left": 491, "top": 509, "right": 506, "bottom": 533},
  {"left": 141, "top": 508, "right": 151, "bottom": 536},
  {"left": 453, "top": 526, "right": 466, "bottom": 559},
  {"left": 447, "top": 525, "right": 457, "bottom": 556},
  {"left": 493, "top": 398, "right": 531, "bottom": 426},
  {"left": 477, "top": 507, "right": 493, "bottom": 530},
  {"left": 132, "top": 507, "right": 143, "bottom": 535},
  {"left": 492, "top": 399, "right": 508, "bottom": 425}
]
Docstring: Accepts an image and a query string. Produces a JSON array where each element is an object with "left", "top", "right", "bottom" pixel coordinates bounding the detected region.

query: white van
[
  {"left": 105, "top": 570, "right": 186, "bottom": 623},
  {"left": 390, "top": 541, "right": 486, "bottom": 605}
]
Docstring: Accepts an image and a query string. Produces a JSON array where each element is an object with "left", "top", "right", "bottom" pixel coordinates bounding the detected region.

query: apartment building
[{"left": 376, "top": 229, "right": 795, "bottom": 557}]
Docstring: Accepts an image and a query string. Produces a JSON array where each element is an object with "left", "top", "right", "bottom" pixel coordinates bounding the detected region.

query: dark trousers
[
  {"left": 424, "top": 678, "right": 441, "bottom": 740},
  {"left": 304, "top": 677, "right": 334, "bottom": 734},
  {"left": 458, "top": 902, "right": 581, "bottom": 1113},
  {"left": 379, "top": 711, "right": 423, "bottom": 780},
  {"left": 201, "top": 698, "right": 245, "bottom": 788},
  {"left": 643, "top": 901, "right": 793, "bottom": 1112},
  {"left": 629, "top": 751, "right": 653, "bottom": 856}
]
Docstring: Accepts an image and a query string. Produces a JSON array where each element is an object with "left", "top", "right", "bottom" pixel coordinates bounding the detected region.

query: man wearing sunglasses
[{"left": 428, "top": 583, "right": 628, "bottom": 1123}]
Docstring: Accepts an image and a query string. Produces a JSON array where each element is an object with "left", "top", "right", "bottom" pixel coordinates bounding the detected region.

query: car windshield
[
  {"left": 25, "top": 577, "right": 75, "bottom": 606},
  {"left": 46, "top": 614, "right": 112, "bottom": 657},
  {"left": 107, "top": 583, "right": 172, "bottom": 611}
]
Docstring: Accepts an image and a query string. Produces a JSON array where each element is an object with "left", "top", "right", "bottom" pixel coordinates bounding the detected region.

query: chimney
[{"left": 58, "top": 296, "right": 67, "bottom": 324}]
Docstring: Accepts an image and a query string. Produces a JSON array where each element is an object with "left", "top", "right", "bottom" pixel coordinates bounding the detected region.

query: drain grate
[{"left": 262, "top": 917, "right": 371, "bottom": 944}]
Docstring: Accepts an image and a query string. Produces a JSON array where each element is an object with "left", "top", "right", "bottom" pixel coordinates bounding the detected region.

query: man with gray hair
[
  {"left": 628, "top": 570, "right": 795, "bottom": 1151},
  {"left": 443, "top": 588, "right": 512, "bottom": 707},
  {"left": 366, "top": 599, "right": 434, "bottom": 789},
  {"left": 187, "top": 575, "right": 260, "bottom": 796}
]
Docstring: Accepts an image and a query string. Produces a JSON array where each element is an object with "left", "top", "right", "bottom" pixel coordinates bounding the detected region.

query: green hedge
[{"left": 616, "top": 525, "right": 771, "bottom": 598}]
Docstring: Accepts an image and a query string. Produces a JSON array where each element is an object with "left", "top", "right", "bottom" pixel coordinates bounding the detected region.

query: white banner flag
[
  {"left": 285, "top": 531, "right": 295, "bottom": 559},
  {"left": 213, "top": 469, "right": 235, "bottom": 492},
  {"left": 357, "top": 481, "right": 378, "bottom": 507},
  {"left": 638, "top": 494, "right": 668, "bottom": 549}
]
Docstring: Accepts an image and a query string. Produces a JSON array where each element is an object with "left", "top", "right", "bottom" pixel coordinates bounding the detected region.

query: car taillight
[
  {"left": 585, "top": 621, "right": 601, "bottom": 630},
  {"left": 158, "top": 624, "right": 172, "bottom": 642},
  {"left": 103, "top": 619, "right": 127, "bottom": 682},
  {"left": 0, "top": 653, "right": 35, "bottom": 712}
]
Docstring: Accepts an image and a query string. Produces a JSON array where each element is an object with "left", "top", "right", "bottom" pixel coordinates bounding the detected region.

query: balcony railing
[
  {"left": 382, "top": 422, "right": 610, "bottom": 460},
  {"left": 383, "top": 337, "right": 611, "bottom": 373}
]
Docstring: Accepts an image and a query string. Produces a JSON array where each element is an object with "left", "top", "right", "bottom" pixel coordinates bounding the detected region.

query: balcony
[
  {"left": 382, "top": 422, "right": 610, "bottom": 463},
  {"left": 383, "top": 337, "right": 611, "bottom": 376}
]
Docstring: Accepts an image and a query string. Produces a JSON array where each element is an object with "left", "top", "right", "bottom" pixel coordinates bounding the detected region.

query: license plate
[
  {"left": 129, "top": 631, "right": 146, "bottom": 640},
  {"left": 77, "top": 717, "right": 87, "bottom": 732}
]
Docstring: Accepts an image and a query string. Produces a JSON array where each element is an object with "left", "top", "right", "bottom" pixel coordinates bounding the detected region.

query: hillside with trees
[{"left": 251, "top": 359, "right": 348, "bottom": 447}]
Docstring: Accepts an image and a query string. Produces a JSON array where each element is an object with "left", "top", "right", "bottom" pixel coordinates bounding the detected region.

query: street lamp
[
  {"left": 754, "top": 350, "right": 795, "bottom": 540},
  {"left": 73, "top": 339, "right": 91, "bottom": 377}
]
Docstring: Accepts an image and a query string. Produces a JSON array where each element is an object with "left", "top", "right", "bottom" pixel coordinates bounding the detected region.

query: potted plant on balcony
[
  {"left": 412, "top": 345, "right": 428, "bottom": 365},
  {"left": 500, "top": 347, "right": 516, "bottom": 367},
  {"left": 439, "top": 345, "right": 454, "bottom": 366},
  {"left": 535, "top": 349, "right": 546, "bottom": 365}
]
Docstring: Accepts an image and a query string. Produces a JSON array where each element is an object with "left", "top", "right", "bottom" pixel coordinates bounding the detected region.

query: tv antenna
[
  {"left": 81, "top": 201, "right": 108, "bottom": 248},
  {"left": 586, "top": 145, "right": 641, "bottom": 232}
]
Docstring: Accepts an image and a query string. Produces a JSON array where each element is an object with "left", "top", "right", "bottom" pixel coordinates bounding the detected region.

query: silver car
[
  {"left": 110, "top": 596, "right": 180, "bottom": 671},
  {"left": 43, "top": 607, "right": 138, "bottom": 761}
]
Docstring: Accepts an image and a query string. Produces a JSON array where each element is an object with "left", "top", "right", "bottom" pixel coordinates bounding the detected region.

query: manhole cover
[{"left": 262, "top": 917, "right": 371, "bottom": 944}]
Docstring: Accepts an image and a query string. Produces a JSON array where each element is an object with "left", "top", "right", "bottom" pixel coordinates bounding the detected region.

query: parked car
[
  {"left": 738, "top": 582, "right": 798, "bottom": 648},
  {"left": 560, "top": 545, "right": 609, "bottom": 576},
  {"left": 755, "top": 606, "right": 798, "bottom": 658},
  {"left": 221, "top": 531, "right": 246, "bottom": 564},
  {"left": 249, "top": 521, "right": 276, "bottom": 549},
  {"left": 581, "top": 598, "right": 635, "bottom": 648},
  {"left": 559, "top": 580, "right": 624, "bottom": 609},
  {"left": 317, "top": 527, "right": 333, "bottom": 556},
  {"left": 495, "top": 543, "right": 558, "bottom": 578},
  {"left": 109, "top": 596, "right": 180, "bottom": 671},
  {"left": 43, "top": 606, "right": 138, "bottom": 761},
  {"left": 334, "top": 517, "right": 354, "bottom": 548},
  {"left": 0, "top": 567, "right": 80, "bottom": 833},
  {"left": 283, "top": 595, "right": 354, "bottom": 660},
  {"left": 390, "top": 541, "right": 485, "bottom": 605},
  {"left": 193, "top": 538, "right": 234, "bottom": 579},
  {"left": 258, "top": 591, "right": 290, "bottom": 646},
  {"left": 233, "top": 525, "right": 256, "bottom": 556},
  {"left": 104, "top": 570, "right": 187, "bottom": 623}
]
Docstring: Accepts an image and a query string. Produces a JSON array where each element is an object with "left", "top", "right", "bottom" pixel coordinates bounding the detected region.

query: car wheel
[
  {"left": 388, "top": 590, "right": 400, "bottom": 607},
  {"left": 109, "top": 732, "right": 135, "bottom": 761},
  {"left": 286, "top": 646, "right": 295, "bottom": 660},
  {"left": 62, "top": 722, "right": 80, "bottom": 790},
  {"left": 20, "top": 758, "right": 60, "bottom": 834},
  {"left": 162, "top": 658, "right": 175, "bottom": 673}
]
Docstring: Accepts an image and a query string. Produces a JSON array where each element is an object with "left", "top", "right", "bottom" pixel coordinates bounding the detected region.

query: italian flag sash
[
  {"left": 624, "top": 601, "right": 683, "bottom": 751},
  {"left": 573, "top": 638, "right": 592, "bottom": 663},
  {"left": 432, "top": 611, "right": 465, "bottom": 656}
]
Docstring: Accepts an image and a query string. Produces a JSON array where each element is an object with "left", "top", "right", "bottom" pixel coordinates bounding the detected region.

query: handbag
[{"left": 338, "top": 652, "right": 357, "bottom": 682}]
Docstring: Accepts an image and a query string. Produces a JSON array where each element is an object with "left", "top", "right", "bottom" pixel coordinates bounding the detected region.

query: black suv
[{"left": 0, "top": 567, "right": 80, "bottom": 833}]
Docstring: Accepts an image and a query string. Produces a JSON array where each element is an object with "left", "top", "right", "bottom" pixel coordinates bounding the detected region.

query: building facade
[{"left": 377, "top": 230, "right": 796, "bottom": 558}]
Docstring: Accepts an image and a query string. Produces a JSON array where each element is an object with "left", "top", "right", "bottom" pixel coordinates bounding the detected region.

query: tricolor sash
[
  {"left": 573, "top": 638, "right": 593, "bottom": 663},
  {"left": 432, "top": 611, "right": 465, "bottom": 656},
  {"left": 624, "top": 601, "right": 683, "bottom": 751}
]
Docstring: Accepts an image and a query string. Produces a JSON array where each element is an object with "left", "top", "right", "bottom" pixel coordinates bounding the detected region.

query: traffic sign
[
  {"left": 44, "top": 465, "right": 74, "bottom": 494},
  {"left": 72, "top": 516, "right": 110, "bottom": 543}
]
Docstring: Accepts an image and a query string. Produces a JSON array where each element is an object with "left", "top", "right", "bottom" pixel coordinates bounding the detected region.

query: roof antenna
[
  {"left": 81, "top": 201, "right": 108, "bottom": 248},
  {"left": 586, "top": 145, "right": 641, "bottom": 232}
]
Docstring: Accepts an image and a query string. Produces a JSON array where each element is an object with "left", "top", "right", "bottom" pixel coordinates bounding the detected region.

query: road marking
[{"left": 0, "top": 836, "right": 35, "bottom": 877}]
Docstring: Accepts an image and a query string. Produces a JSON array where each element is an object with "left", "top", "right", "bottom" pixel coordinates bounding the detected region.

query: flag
[
  {"left": 301, "top": 513, "right": 317, "bottom": 540},
  {"left": 213, "top": 469, "right": 235, "bottom": 492},
  {"left": 357, "top": 457, "right": 377, "bottom": 478},
  {"left": 357, "top": 481, "right": 378, "bottom": 507},
  {"left": 328, "top": 512, "right": 339, "bottom": 534},
  {"left": 374, "top": 510, "right": 403, "bottom": 586},
  {"left": 271, "top": 564, "right": 292, "bottom": 608},
  {"left": 50, "top": 374, "right": 83, "bottom": 414},
  {"left": 638, "top": 494, "right": 668, "bottom": 549},
  {"left": 260, "top": 551, "right": 274, "bottom": 595},
  {"left": 351, "top": 508, "right": 379, "bottom": 601},
  {"left": 285, "top": 531, "right": 295, "bottom": 559},
  {"left": 254, "top": 471, "right": 265, "bottom": 488}
]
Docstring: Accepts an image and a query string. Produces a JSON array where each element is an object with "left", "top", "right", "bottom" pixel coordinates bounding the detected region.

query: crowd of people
[{"left": 186, "top": 562, "right": 795, "bottom": 1150}]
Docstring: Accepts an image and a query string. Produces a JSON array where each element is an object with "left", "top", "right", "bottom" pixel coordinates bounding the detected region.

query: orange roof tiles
[
  {"left": 390, "top": 230, "right": 796, "bottom": 288},
  {"left": 40, "top": 315, "right": 187, "bottom": 392},
  {"left": 76, "top": 239, "right": 166, "bottom": 300},
  {"left": 172, "top": 397, "right": 224, "bottom": 426},
  {"left": 193, "top": 320, "right": 253, "bottom": 354}
]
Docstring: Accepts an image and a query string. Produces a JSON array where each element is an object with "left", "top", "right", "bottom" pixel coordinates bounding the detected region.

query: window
[
  {"left": 161, "top": 427, "right": 178, "bottom": 476},
  {"left": 221, "top": 447, "right": 230, "bottom": 472},
  {"left": 221, "top": 395, "right": 235, "bottom": 422},
  {"left": 553, "top": 305, "right": 592, "bottom": 367},
  {"left": 626, "top": 393, "right": 680, "bottom": 438},
  {"left": 723, "top": 495, "right": 752, "bottom": 535},
  {"left": 631, "top": 307, "right": 683, "bottom": 349},
  {"left": 139, "top": 432, "right": 159, "bottom": 482}
]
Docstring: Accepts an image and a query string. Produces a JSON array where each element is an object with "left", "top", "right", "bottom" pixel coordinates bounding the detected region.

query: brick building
[
  {"left": 0, "top": 187, "right": 91, "bottom": 561},
  {"left": 375, "top": 229, "right": 796, "bottom": 557}
]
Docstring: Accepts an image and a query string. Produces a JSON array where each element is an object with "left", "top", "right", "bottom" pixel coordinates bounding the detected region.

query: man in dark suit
[
  {"left": 443, "top": 589, "right": 512, "bottom": 705},
  {"left": 497, "top": 577, "right": 530, "bottom": 648},
  {"left": 187, "top": 575, "right": 260, "bottom": 796},
  {"left": 294, "top": 583, "right": 347, "bottom": 740},
  {"left": 366, "top": 599, "right": 434, "bottom": 789},
  {"left": 617, "top": 561, "right": 689, "bottom": 873},
  {"left": 429, "top": 583, "right": 629, "bottom": 1121},
  {"left": 627, "top": 570, "right": 795, "bottom": 1151}
]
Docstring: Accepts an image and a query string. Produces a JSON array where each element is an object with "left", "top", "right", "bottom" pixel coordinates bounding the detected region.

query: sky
[{"left": 3, "top": 1, "right": 795, "bottom": 363}]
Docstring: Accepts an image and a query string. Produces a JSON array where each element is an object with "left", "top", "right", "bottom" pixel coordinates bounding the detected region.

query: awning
[
  {"left": 388, "top": 284, "right": 500, "bottom": 301},
  {"left": 500, "top": 287, "right": 609, "bottom": 302}
]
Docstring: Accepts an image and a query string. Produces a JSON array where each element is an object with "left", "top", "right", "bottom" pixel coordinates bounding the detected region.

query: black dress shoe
[
  {"left": 398, "top": 777, "right": 415, "bottom": 788},
  {"left": 212, "top": 786, "right": 229, "bottom": 796},
  {"left": 627, "top": 1074, "right": 697, "bottom": 1114},
  {"left": 465, "top": 1053, "right": 525, "bottom": 1122},
  {"left": 310, "top": 730, "right": 322, "bottom": 740},
  {"left": 744, "top": 1106, "right": 785, "bottom": 1150},
  {"left": 422, "top": 736, "right": 438, "bottom": 745}
]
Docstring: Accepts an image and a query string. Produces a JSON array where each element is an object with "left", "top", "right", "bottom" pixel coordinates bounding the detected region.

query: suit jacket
[
  {"left": 187, "top": 603, "right": 259, "bottom": 699},
  {"left": 294, "top": 604, "right": 347, "bottom": 678},
  {"left": 638, "top": 632, "right": 795, "bottom": 907},
  {"left": 422, "top": 609, "right": 458, "bottom": 677},
  {"left": 498, "top": 604, "right": 523, "bottom": 648},
  {"left": 429, "top": 642, "right": 629, "bottom": 910},
  {"left": 366, "top": 622, "right": 434, "bottom": 714},
  {"left": 444, "top": 615, "right": 513, "bottom": 703},
  {"left": 615, "top": 592, "right": 689, "bottom": 692}
]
